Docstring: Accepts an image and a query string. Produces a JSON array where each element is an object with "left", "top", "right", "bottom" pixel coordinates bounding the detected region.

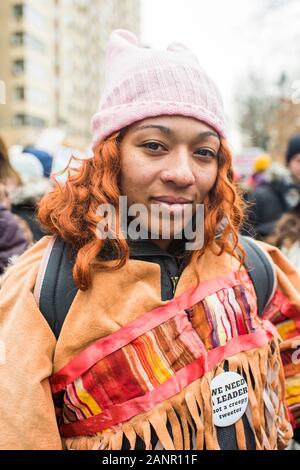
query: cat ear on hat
[{"left": 106, "top": 29, "right": 139, "bottom": 61}]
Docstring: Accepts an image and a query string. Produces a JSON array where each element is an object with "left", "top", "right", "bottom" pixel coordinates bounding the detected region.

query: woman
[
  {"left": 246, "top": 134, "right": 300, "bottom": 240},
  {"left": 0, "top": 137, "right": 35, "bottom": 244},
  {"left": 267, "top": 135, "right": 300, "bottom": 270},
  {"left": 9, "top": 149, "right": 50, "bottom": 241},
  {"left": 0, "top": 137, "right": 31, "bottom": 267},
  {"left": 0, "top": 30, "right": 299, "bottom": 450},
  {"left": 0, "top": 184, "right": 28, "bottom": 274}
]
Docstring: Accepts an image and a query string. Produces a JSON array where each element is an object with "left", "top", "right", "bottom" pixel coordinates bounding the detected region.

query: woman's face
[{"left": 119, "top": 115, "right": 220, "bottom": 248}]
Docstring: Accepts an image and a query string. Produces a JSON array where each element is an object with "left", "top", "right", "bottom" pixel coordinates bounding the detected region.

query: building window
[
  {"left": 12, "top": 58, "right": 25, "bottom": 75},
  {"left": 10, "top": 32, "right": 46, "bottom": 53},
  {"left": 12, "top": 85, "right": 47, "bottom": 105},
  {"left": 12, "top": 4, "right": 45, "bottom": 29},
  {"left": 12, "top": 114, "right": 26, "bottom": 126},
  {"left": 14, "top": 86, "right": 25, "bottom": 100},
  {"left": 12, "top": 4, "right": 24, "bottom": 19},
  {"left": 12, "top": 114, "right": 46, "bottom": 128},
  {"left": 12, "top": 59, "right": 46, "bottom": 80},
  {"left": 11, "top": 31, "right": 24, "bottom": 46}
]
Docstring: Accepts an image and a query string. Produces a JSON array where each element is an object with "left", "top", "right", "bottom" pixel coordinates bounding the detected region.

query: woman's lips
[
  {"left": 150, "top": 197, "right": 193, "bottom": 214},
  {"left": 151, "top": 196, "right": 193, "bottom": 204}
]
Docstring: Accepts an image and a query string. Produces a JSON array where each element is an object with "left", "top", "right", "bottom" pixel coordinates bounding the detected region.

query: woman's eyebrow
[
  {"left": 133, "top": 125, "right": 219, "bottom": 141},
  {"left": 197, "top": 131, "right": 220, "bottom": 140},
  {"left": 133, "top": 125, "right": 171, "bottom": 135}
]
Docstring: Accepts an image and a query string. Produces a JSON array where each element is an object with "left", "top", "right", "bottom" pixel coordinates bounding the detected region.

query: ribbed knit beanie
[
  {"left": 91, "top": 30, "right": 226, "bottom": 149},
  {"left": 286, "top": 134, "right": 300, "bottom": 165}
]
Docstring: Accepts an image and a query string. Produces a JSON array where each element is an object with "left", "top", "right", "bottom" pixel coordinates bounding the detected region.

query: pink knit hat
[{"left": 91, "top": 30, "right": 226, "bottom": 149}]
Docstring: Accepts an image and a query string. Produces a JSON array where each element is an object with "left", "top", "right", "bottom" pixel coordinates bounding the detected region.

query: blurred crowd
[
  {"left": 0, "top": 135, "right": 53, "bottom": 274},
  {"left": 240, "top": 134, "right": 300, "bottom": 274},
  {"left": 1, "top": 131, "right": 300, "bottom": 276}
]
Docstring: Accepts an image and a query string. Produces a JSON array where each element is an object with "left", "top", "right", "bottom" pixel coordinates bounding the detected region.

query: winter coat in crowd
[
  {"left": 244, "top": 163, "right": 300, "bottom": 239},
  {"left": 10, "top": 177, "right": 51, "bottom": 242},
  {"left": 0, "top": 204, "right": 28, "bottom": 274}
]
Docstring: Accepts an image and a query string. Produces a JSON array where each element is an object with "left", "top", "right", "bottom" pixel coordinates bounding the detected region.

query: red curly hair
[{"left": 38, "top": 134, "right": 245, "bottom": 290}]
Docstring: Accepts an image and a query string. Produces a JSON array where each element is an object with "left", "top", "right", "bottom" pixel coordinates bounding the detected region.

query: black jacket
[
  {"left": 0, "top": 204, "right": 28, "bottom": 274},
  {"left": 244, "top": 169, "right": 300, "bottom": 240},
  {"left": 245, "top": 182, "right": 288, "bottom": 239}
]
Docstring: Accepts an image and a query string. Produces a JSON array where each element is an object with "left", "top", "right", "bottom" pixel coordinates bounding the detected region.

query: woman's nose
[{"left": 160, "top": 150, "right": 195, "bottom": 187}]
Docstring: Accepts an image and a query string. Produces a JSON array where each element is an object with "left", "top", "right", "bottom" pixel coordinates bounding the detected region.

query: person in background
[
  {"left": 248, "top": 153, "right": 272, "bottom": 189},
  {"left": 0, "top": 136, "right": 33, "bottom": 247},
  {"left": 245, "top": 135, "right": 300, "bottom": 239},
  {"left": 9, "top": 148, "right": 52, "bottom": 241},
  {"left": 267, "top": 202, "right": 300, "bottom": 272},
  {"left": 0, "top": 184, "right": 29, "bottom": 275},
  {"left": 287, "top": 134, "right": 300, "bottom": 185},
  {"left": 260, "top": 137, "right": 300, "bottom": 446}
]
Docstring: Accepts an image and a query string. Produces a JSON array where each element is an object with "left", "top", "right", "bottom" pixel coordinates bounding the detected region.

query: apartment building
[{"left": 0, "top": 0, "right": 140, "bottom": 149}]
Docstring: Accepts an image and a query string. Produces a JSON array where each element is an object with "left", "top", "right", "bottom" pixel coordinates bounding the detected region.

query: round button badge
[{"left": 210, "top": 371, "right": 249, "bottom": 427}]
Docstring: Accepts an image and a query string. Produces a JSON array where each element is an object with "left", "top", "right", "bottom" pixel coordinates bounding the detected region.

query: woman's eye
[
  {"left": 143, "top": 142, "right": 166, "bottom": 151},
  {"left": 195, "top": 148, "right": 216, "bottom": 158}
]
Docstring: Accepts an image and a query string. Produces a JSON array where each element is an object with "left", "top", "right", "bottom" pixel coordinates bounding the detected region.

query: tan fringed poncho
[{"left": 0, "top": 236, "right": 299, "bottom": 450}]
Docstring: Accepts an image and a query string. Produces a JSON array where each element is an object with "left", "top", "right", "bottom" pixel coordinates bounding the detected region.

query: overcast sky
[{"left": 140, "top": 0, "right": 300, "bottom": 149}]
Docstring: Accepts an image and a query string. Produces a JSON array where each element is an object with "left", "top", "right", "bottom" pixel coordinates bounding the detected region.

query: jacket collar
[
  {"left": 128, "top": 238, "right": 173, "bottom": 258},
  {"left": 98, "top": 236, "right": 186, "bottom": 261},
  {"left": 128, "top": 235, "right": 186, "bottom": 260}
]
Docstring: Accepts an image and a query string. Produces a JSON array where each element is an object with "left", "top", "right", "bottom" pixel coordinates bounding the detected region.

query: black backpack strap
[
  {"left": 239, "top": 235, "right": 277, "bottom": 316},
  {"left": 34, "top": 236, "right": 77, "bottom": 338}
]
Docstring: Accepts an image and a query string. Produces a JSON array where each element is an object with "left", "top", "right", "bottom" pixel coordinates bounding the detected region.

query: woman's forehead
[{"left": 128, "top": 115, "right": 220, "bottom": 140}]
